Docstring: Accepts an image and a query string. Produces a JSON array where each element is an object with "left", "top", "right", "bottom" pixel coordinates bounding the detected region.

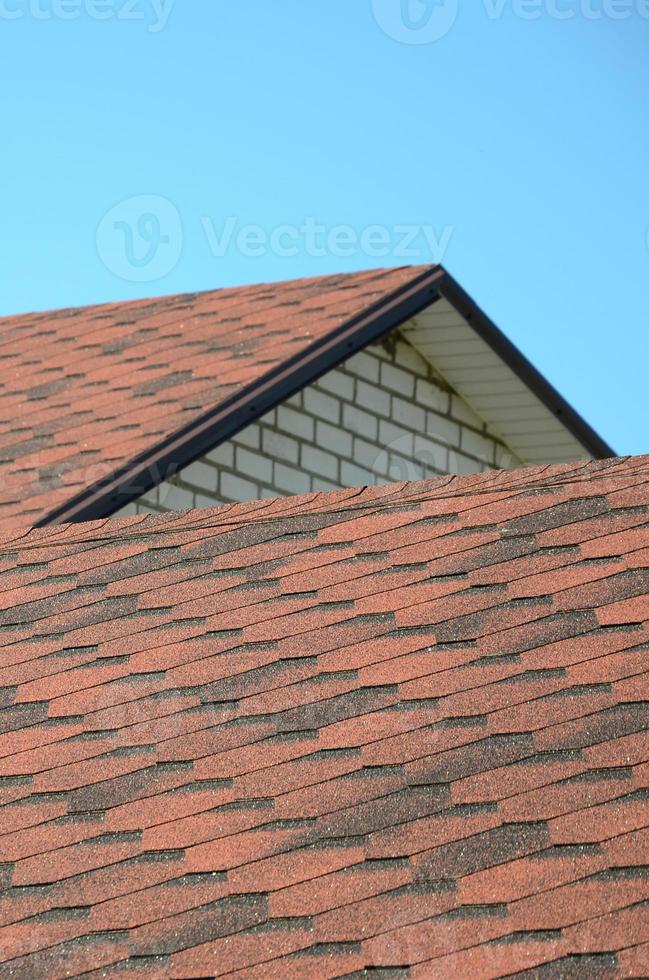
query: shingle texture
[
  {"left": 0, "top": 266, "right": 426, "bottom": 532},
  {"left": 0, "top": 456, "right": 648, "bottom": 978}
]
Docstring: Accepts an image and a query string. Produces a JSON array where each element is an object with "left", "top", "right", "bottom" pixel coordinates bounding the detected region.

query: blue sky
[{"left": 1, "top": 0, "right": 648, "bottom": 455}]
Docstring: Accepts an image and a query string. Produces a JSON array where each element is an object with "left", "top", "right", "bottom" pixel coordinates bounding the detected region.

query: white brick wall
[{"left": 118, "top": 330, "right": 524, "bottom": 517}]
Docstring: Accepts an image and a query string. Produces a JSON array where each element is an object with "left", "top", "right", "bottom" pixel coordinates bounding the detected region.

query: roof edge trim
[
  {"left": 38, "top": 265, "right": 445, "bottom": 525},
  {"left": 437, "top": 272, "right": 616, "bottom": 461}
]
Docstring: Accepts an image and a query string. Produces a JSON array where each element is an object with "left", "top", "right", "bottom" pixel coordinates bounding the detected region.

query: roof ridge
[{"left": 2, "top": 455, "right": 646, "bottom": 555}]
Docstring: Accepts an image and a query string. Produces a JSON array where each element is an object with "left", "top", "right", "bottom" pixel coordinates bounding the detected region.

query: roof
[
  {"left": 403, "top": 275, "right": 614, "bottom": 467},
  {"left": 0, "top": 266, "right": 613, "bottom": 533},
  {"left": 1, "top": 455, "right": 647, "bottom": 978}
]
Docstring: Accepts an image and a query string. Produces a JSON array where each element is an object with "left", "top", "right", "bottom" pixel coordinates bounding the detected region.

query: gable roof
[
  {"left": 1, "top": 456, "right": 647, "bottom": 977},
  {"left": 0, "top": 265, "right": 613, "bottom": 532}
]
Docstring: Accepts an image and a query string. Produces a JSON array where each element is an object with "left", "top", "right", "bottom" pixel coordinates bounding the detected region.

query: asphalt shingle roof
[
  {"left": 0, "top": 266, "right": 428, "bottom": 532},
  {"left": 1, "top": 455, "right": 648, "bottom": 977}
]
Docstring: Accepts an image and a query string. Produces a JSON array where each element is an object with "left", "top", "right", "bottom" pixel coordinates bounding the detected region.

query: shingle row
[{"left": 0, "top": 456, "right": 647, "bottom": 978}]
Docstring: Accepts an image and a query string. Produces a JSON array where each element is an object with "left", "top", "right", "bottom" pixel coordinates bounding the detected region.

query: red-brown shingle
[
  {"left": 0, "top": 456, "right": 647, "bottom": 977},
  {"left": 0, "top": 266, "right": 428, "bottom": 532}
]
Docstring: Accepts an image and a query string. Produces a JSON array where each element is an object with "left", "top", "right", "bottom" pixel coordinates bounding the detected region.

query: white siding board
[{"left": 405, "top": 302, "right": 591, "bottom": 466}]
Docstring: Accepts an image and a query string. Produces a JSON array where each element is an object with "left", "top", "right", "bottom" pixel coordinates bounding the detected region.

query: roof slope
[
  {"left": 0, "top": 266, "right": 431, "bottom": 532},
  {"left": 0, "top": 457, "right": 648, "bottom": 978},
  {"left": 0, "top": 265, "right": 612, "bottom": 533}
]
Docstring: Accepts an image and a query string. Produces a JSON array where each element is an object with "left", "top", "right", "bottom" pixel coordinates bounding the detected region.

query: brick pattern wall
[{"left": 118, "top": 330, "right": 524, "bottom": 517}]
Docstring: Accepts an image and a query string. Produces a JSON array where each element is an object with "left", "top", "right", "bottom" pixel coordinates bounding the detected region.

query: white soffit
[{"left": 401, "top": 298, "right": 593, "bottom": 466}]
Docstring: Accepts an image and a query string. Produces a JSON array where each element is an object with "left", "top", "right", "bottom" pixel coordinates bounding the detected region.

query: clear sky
[{"left": 2, "top": 1, "right": 648, "bottom": 455}]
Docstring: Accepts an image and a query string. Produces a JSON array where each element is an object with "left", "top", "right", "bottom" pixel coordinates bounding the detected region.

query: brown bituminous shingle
[
  {"left": 0, "top": 266, "right": 429, "bottom": 533},
  {"left": 0, "top": 456, "right": 647, "bottom": 977}
]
